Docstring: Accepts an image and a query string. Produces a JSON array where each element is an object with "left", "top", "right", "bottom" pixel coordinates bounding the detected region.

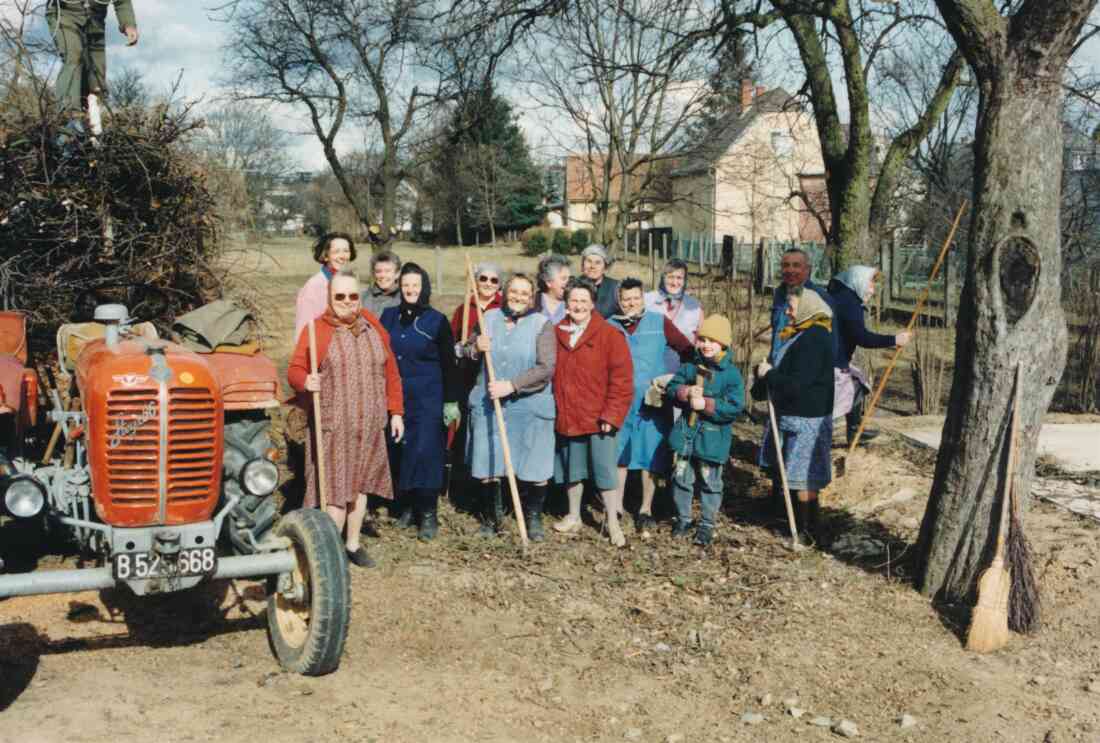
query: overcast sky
[{"left": 10, "top": 1, "right": 1099, "bottom": 174}]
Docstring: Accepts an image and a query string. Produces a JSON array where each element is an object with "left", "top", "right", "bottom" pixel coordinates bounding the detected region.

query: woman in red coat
[
  {"left": 288, "top": 271, "right": 404, "bottom": 568},
  {"left": 552, "top": 278, "right": 634, "bottom": 546}
]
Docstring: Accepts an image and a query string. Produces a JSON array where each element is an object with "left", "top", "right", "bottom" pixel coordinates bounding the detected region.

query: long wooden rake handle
[
  {"left": 847, "top": 201, "right": 967, "bottom": 454},
  {"left": 466, "top": 256, "right": 529, "bottom": 548},
  {"left": 767, "top": 394, "right": 800, "bottom": 550},
  {"left": 307, "top": 321, "right": 329, "bottom": 511}
]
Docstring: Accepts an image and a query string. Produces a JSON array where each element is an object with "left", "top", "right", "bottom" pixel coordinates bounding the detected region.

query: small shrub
[
  {"left": 551, "top": 228, "right": 573, "bottom": 255},
  {"left": 522, "top": 226, "right": 553, "bottom": 256},
  {"left": 571, "top": 229, "right": 591, "bottom": 254}
]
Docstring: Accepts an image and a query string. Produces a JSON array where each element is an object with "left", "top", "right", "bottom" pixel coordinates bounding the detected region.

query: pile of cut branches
[{"left": 0, "top": 104, "right": 235, "bottom": 355}]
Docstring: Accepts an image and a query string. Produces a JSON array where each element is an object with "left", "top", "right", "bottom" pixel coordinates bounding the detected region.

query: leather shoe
[{"left": 347, "top": 546, "right": 376, "bottom": 568}]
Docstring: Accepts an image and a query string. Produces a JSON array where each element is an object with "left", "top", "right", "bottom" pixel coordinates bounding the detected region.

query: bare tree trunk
[{"left": 914, "top": 0, "right": 1092, "bottom": 601}]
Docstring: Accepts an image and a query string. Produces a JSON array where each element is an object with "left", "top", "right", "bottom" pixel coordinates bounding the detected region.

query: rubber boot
[
  {"left": 477, "top": 480, "right": 503, "bottom": 538},
  {"left": 847, "top": 390, "right": 879, "bottom": 445},
  {"left": 523, "top": 483, "right": 547, "bottom": 543},
  {"left": 417, "top": 491, "right": 439, "bottom": 541},
  {"left": 795, "top": 499, "right": 820, "bottom": 547}
]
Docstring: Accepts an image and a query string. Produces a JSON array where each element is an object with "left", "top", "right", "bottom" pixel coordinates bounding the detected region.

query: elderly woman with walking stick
[
  {"left": 751, "top": 287, "right": 835, "bottom": 546},
  {"left": 288, "top": 270, "right": 405, "bottom": 568},
  {"left": 463, "top": 273, "right": 557, "bottom": 540}
]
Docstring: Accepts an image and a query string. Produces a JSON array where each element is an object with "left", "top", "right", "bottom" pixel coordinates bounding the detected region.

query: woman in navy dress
[{"left": 380, "top": 263, "right": 460, "bottom": 540}]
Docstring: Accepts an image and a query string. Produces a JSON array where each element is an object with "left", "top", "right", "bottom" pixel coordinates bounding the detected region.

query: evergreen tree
[{"left": 430, "top": 88, "right": 542, "bottom": 243}]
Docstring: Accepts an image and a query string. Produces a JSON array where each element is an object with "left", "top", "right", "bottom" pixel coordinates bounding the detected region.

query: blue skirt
[{"left": 758, "top": 414, "right": 832, "bottom": 490}]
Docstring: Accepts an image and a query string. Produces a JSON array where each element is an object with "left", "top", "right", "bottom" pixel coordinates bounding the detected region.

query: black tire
[{"left": 266, "top": 509, "right": 350, "bottom": 675}]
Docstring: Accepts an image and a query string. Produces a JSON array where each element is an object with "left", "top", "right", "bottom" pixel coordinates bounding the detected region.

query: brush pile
[{"left": 0, "top": 104, "right": 231, "bottom": 355}]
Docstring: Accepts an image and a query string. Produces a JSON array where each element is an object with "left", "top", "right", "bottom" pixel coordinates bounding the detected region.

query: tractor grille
[
  {"left": 167, "top": 387, "right": 218, "bottom": 504},
  {"left": 105, "top": 387, "right": 218, "bottom": 511}
]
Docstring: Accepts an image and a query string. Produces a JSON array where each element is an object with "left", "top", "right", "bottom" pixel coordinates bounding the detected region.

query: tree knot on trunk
[{"left": 997, "top": 236, "right": 1040, "bottom": 325}]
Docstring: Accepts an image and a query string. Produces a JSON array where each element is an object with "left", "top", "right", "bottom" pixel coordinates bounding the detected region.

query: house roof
[{"left": 673, "top": 87, "right": 798, "bottom": 177}]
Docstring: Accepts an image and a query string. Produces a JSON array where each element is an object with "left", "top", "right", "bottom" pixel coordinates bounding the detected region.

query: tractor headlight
[
  {"left": 241, "top": 457, "right": 279, "bottom": 496},
  {"left": 3, "top": 475, "right": 46, "bottom": 519}
]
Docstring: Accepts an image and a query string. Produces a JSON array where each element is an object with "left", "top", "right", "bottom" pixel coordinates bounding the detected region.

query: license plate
[{"left": 113, "top": 547, "right": 217, "bottom": 580}]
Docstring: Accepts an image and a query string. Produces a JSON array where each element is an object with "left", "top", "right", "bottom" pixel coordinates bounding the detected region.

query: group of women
[{"left": 289, "top": 234, "right": 900, "bottom": 564}]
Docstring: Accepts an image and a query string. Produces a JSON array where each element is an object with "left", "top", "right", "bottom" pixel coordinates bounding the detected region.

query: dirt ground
[{"left": 3, "top": 239, "right": 1100, "bottom": 743}]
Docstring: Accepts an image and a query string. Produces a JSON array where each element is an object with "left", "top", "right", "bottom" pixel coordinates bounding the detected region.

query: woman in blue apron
[
  {"left": 381, "top": 263, "right": 460, "bottom": 540},
  {"left": 611, "top": 278, "right": 693, "bottom": 536},
  {"left": 464, "top": 273, "right": 557, "bottom": 541}
]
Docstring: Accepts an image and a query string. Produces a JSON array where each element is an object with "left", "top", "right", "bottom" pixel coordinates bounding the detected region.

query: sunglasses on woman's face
[
  {"left": 333, "top": 293, "right": 360, "bottom": 302},
  {"left": 478, "top": 275, "right": 500, "bottom": 285}
]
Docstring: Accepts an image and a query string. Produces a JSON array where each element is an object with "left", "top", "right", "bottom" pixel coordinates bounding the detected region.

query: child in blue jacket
[{"left": 665, "top": 315, "right": 745, "bottom": 545}]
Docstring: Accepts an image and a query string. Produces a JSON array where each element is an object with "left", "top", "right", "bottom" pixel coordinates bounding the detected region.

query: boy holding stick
[{"left": 666, "top": 315, "right": 744, "bottom": 546}]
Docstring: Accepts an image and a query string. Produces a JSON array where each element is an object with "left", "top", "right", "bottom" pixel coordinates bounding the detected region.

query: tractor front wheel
[{"left": 266, "top": 509, "right": 350, "bottom": 675}]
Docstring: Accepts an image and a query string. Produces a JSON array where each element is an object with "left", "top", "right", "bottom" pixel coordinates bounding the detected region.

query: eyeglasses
[
  {"left": 478, "top": 275, "right": 500, "bottom": 285},
  {"left": 333, "top": 293, "right": 360, "bottom": 301}
]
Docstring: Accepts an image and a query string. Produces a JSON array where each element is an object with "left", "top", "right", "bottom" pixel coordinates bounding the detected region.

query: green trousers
[{"left": 47, "top": 3, "right": 109, "bottom": 114}]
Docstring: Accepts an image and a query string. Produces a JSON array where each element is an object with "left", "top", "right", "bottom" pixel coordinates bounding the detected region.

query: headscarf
[
  {"left": 611, "top": 311, "right": 644, "bottom": 330},
  {"left": 833, "top": 266, "right": 878, "bottom": 305},
  {"left": 778, "top": 287, "right": 833, "bottom": 341},
  {"left": 657, "top": 259, "right": 689, "bottom": 304},
  {"left": 398, "top": 262, "right": 432, "bottom": 323}
]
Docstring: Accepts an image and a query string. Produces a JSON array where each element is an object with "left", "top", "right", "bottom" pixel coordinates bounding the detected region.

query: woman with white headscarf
[
  {"left": 826, "top": 267, "right": 911, "bottom": 445},
  {"left": 644, "top": 258, "right": 703, "bottom": 374},
  {"left": 751, "top": 287, "right": 835, "bottom": 545}
]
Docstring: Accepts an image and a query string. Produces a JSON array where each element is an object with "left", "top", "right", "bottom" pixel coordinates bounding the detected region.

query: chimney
[
  {"left": 740, "top": 79, "right": 754, "bottom": 112},
  {"left": 755, "top": 85, "right": 766, "bottom": 100}
]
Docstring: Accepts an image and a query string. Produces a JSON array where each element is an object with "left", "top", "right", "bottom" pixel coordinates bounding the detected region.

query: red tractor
[{"left": 0, "top": 304, "right": 350, "bottom": 675}]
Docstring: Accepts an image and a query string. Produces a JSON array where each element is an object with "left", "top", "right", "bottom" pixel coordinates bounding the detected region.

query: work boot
[
  {"left": 523, "top": 483, "right": 547, "bottom": 543},
  {"left": 477, "top": 480, "right": 504, "bottom": 538},
  {"left": 693, "top": 523, "right": 714, "bottom": 546},
  {"left": 418, "top": 493, "right": 439, "bottom": 541},
  {"left": 418, "top": 509, "right": 439, "bottom": 541}
]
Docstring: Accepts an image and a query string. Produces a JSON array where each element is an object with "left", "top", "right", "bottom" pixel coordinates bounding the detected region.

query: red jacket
[
  {"left": 553, "top": 312, "right": 634, "bottom": 436},
  {"left": 288, "top": 309, "right": 404, "bottom": 416},
  {"left": 450, "top": 292, "right": 502, "bottom": 341}
]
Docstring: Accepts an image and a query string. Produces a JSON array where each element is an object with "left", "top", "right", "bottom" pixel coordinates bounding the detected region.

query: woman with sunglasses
[
  {"left": 448, "top": 263, "right": 504, "bottom": 490},
  {"left": 463, "top": 273, "right": 556, "bottom": 541},
  {"left": 381, "top": 263, "right": 461, "bottom": 540},
  {"left": 288, "top": 270, "right": 404, "bottom": 568}
]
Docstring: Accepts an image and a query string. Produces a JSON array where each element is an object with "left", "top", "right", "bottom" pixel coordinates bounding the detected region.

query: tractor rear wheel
[{"left": 266, "top": 509, "right": 349, "bottom": 675}]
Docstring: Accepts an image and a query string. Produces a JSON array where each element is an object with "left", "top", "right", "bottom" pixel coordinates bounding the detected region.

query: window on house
[{"left": 771, "top": 131, "right": 793, "bottom": 157}]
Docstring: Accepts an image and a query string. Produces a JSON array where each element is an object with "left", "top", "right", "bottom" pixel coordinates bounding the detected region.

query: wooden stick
[
  {"left": 461, "top": 262, "right": 474, "bottom": 344},
  {"left": 686, "top": 366, "right": 711, "bottom": 427},
  {"left": 767, "top": 393, "right": 801, "bottom": 551},
  {"left": 307, "top": 320, "right": 328, "bottom": 511},
  {"left": 848, "top": 201, "right": 967, "bottom": 454},
  {"left": 466, "top": 255, "right": 528, "bottom": 548}
]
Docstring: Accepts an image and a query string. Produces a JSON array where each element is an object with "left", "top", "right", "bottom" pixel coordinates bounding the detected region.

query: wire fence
[{"left": 621, "top": 229, "right": 966, "bottom": 321}]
